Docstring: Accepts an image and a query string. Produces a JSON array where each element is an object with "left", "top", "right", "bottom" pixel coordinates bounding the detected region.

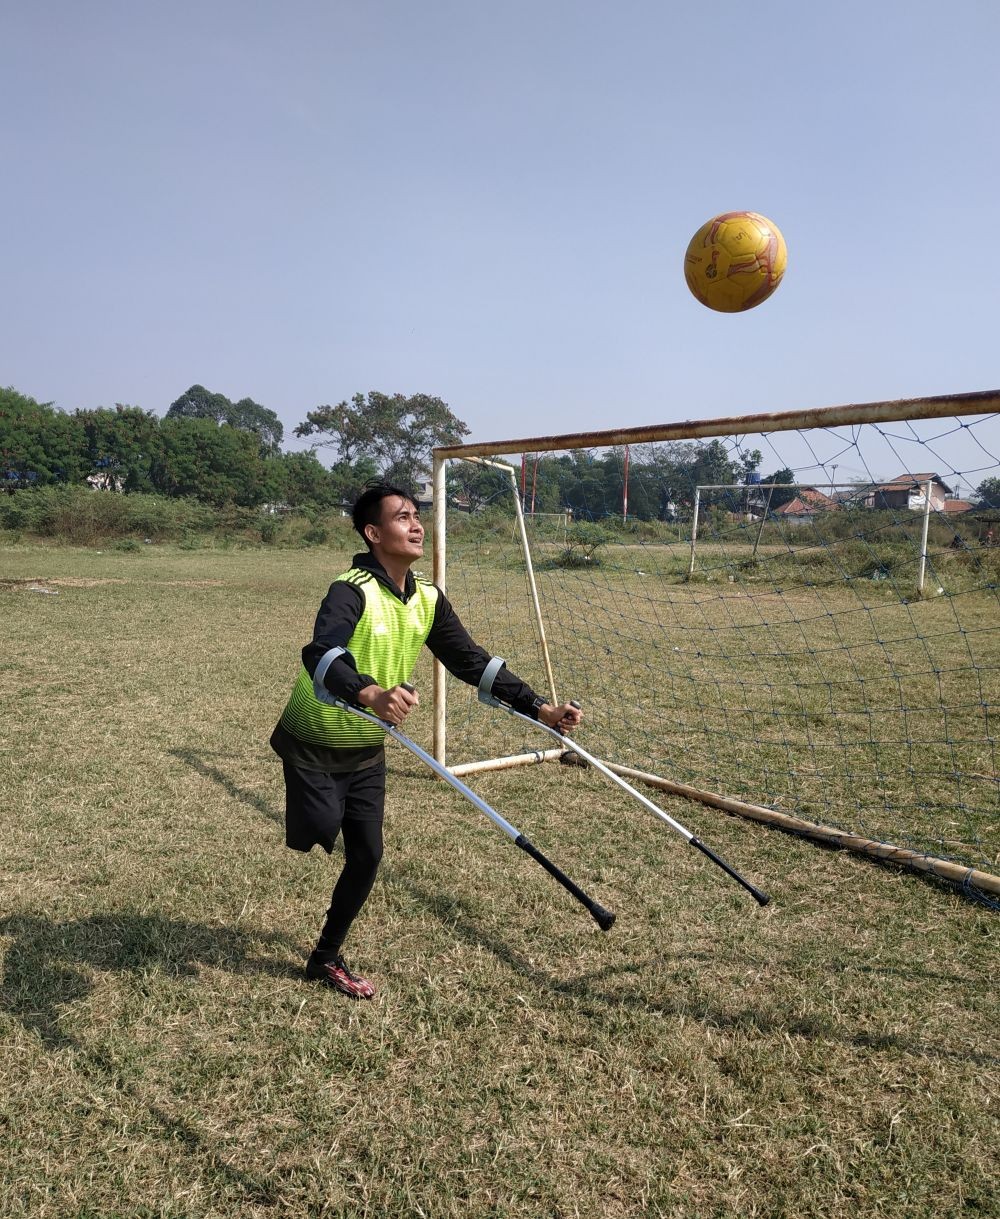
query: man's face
[{"left": 366, "top": 495, "right": 424, "bottom": 560}]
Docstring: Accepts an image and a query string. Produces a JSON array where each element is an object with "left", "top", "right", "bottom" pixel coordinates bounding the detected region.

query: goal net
[{"left": 432, "top": 391, "right": 1000, "bottom": 904}]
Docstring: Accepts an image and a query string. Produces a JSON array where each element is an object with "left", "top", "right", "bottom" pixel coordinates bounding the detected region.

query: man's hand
[
  {"left": 357, "top": 683, "right": 419, "bottom": 725},
  {"left": 538, "top": 701, "right": 583, "bottom": 734}
]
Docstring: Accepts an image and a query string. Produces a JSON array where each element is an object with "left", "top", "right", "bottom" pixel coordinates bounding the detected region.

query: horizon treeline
[
  {"left": 0, "top": 384, "right": 471, "bottom": 510},
  {"left": 5, "top": 384, "right": 997, "bottom": 521}
]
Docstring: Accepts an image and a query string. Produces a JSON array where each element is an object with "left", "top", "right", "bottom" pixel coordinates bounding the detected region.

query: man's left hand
[{"left": 538, "top": 702, "right": 583, "bottom": 734}]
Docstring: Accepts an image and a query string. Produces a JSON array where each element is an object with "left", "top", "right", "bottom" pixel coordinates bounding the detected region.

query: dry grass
[{"left": 1, "top": 542, "right": 997, "bottom": 1218}]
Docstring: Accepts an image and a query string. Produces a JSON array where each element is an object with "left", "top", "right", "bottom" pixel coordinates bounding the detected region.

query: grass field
[{"left": 1, "top": 542, "right": 998, "bottom": 1218}]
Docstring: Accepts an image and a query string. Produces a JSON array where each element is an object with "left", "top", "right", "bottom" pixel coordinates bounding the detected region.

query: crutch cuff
[
  {"left": 313, "top": 646, "right": 349, "bottom": 706},
  {"left": 478, "top": 655, "right": 506, "bottom": 706}
]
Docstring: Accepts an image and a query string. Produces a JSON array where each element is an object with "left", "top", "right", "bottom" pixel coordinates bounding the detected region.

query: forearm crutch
[
  {"left": 312, "top": 669, "right": 615, "bottom": 931},
  {"left": 477, "top": 660, "right": 770, "bottom": 907}
]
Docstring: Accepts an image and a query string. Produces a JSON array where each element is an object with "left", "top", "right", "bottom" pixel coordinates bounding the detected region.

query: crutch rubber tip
[{"left": 592, "top": 905, "right": 616, "bottom": 932}]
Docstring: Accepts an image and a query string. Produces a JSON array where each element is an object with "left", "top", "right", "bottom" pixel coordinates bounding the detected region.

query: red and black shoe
[{"left": 306, "top": 951, "right": 376, "bottom": 999}]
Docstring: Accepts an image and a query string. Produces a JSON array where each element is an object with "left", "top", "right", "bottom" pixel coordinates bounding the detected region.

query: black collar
[{"left": 351, "top": 551, "right": 416, "bottom": 602}]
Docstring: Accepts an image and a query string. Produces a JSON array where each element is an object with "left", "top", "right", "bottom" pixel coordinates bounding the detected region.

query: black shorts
[{"left": 282, "top": 760, "right": 387, "bottom": 854}]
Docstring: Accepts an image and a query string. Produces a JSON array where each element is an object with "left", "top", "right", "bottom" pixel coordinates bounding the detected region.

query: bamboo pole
[
  {"left": 448, "top": 748, "right": 567, "bottom": 777},
  {"left": 918, "top": 478, "right": 933, "bottom": 593},
  {"left": 432, "top": 452, "right": 448, "bottom": 766},
  {"left": 580, "top": 758, "right": 1000, "bottom": 897},
  {"left": 433, "top": 452, "right": 560, "bottom": 768},
  {"left": 449, "top": 454, "right": 558, "bottom": 703},
  {"left": 436, "top": 739, "right": 1000, "bottom": 897},
  {"left": 506, "top": 463, "right": 558, "bottom": 705},
  {"left": 687, "top": 487, "right": 701, "bottom": 576},
  {"left": 752, "top": 485, "right": 774, "bottom": 560}
]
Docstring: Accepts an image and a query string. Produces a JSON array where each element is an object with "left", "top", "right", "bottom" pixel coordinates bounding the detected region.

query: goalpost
[{"left": 431, "top": 390, "right": 1000, "bottom": 903}]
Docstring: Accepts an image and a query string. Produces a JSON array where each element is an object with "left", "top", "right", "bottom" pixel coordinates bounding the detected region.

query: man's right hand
[{"left": 357, "top": 683, "right": 419, "bottom": 726}]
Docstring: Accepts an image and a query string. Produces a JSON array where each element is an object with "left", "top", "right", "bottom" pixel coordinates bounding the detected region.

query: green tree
[
  {"left": 761, "top": 467, "right": 797, "bottom": 508},
  {"left": 0, "top": 387, "right": 86, "bottom": 488},
  {"left": 74, "top": 405, "right": 161, "bottom": 493},
  {"left": 737, "top": 448, "right": 763, "bottom": 482},
  {"left": 631, "top": 442, "right": 698, "bottom": 521},
  {"left": 295, "top": 392, "right": 469, "bottom": 489},
  {"left": 974, "top": 477, "right": 1000, "bottom": 507},
  {"left": 545, "top": 451, "right": 602, "bottom": 519},
  {"left": 448, "top": 459, "right": 514, "bottom": 513},
  {"left": 226, "top": 397, "right": 284, "bottom": 453},
  {"left": 325, "top": 455, "right": 380, "bottom": 507},
  {"left": 151, "top": 417, "right": 268, "bottom": 506},
  {"left": 266, "top": 450, "right": 342, "bottom": 509},
  {"left": 167, "top": 385, "right": 284, "bottom": 453},
  {"left": 684, "top": 439, "right": 738, "bottom": 508},
  {"left": 166, "top": 384, "right": 231, "bottom": 423}
]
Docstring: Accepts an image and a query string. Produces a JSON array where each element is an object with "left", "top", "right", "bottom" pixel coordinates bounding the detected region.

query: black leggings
[{"left": 282, "top": 761, "right": 385, "bottom": 954}]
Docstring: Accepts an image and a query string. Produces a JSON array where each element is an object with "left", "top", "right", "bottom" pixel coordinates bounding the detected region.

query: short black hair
[{"left": 352, "top": 482, "right": 418, "bottom": 548}]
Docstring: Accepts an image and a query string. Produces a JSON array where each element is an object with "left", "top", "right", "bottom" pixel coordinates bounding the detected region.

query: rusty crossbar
[{"left": 434, "top": 388, "right": 1000, "bottom": 459}]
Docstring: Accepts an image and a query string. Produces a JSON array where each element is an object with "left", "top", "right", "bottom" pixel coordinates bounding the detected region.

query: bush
[
  {"left": 552, "top": 522, "right": 611, "bottom": 568},
  {"left": 0, "top": 487, "right": 357, "bottom": 547},
  {"left": 0, "top": 487, "right": 218, "bottom": 543}
]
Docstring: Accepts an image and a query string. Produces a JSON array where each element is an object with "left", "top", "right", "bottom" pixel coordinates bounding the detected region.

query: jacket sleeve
[
  {"left": 301, "top": 581, "right": 376, "bottom": 703},
  {"left": 425, "top": 589, "right": 545, "bottom": 717}
]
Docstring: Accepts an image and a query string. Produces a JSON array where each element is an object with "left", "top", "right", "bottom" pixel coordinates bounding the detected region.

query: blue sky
[{"left": 2, "top": 0, "right": 998, "bottom": 468}]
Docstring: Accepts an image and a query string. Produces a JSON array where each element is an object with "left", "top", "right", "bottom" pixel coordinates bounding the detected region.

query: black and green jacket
[{"left": 271, "top": 552, "right": 543, "bottom": 772}]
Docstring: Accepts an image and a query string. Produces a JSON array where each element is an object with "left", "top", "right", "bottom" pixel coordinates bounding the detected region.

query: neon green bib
[{"left": 280, "top": 567, "right": 439, "bottom": 749}]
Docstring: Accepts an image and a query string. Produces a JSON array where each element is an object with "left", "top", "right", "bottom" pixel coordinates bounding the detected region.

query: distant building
[
  {"left": 864, "top": 473, "right": 952, "bottom": 512},
  {"left": 774, "top": 487, "right": 836, "bottom": 526}
]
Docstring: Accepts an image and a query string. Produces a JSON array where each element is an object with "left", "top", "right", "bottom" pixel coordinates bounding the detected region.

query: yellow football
[{"left": 684, "top": 211, "right": 787, "bottom": 313}]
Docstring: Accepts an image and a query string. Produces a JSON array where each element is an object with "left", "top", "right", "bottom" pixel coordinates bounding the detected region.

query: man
[{"left": 271, "top": 483, "right": 582, "bottom": 999}]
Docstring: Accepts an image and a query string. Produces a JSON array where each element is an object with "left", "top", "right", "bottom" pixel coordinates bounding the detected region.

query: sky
[{"left": 2, "top": 0, "right": 998, "bottom": 479}]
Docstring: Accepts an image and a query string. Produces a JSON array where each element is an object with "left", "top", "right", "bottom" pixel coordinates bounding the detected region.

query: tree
[
  {"left": 167, "top": 385, "right": 283, "bottom": 453},
  {"left": 974, "top": 477, "right": 1000, "bottom": 508},
  {"left": 631, "top": 441, "right": 699, "bottom": 521},
  {"left": 0, "top": 387, "right": 86, "bottom": 488},
  {"left": 166, "top": 384, "right": 231, "bottom": 423},
  {"left": 737, "top": 448, "right": 763, "bottom": 482},
  {"left": 151, "top": 417, "right": 268, "bottom": 506},
  {"left": 686, "top": 439, "right": 738, "bottom": 508},
  {"left": 448, "top": 459, "right": 513, "bottom": 513},
  {"left": 266, "top": 450, "right": 342, "bottom": 509},
  {"left": 762, "top": 466, "right": 797, "bottom": 508},
  {"left": 294, "top": 392, "right": 470, "bottom": 490},
  {"left": 226, "top": 397, "right": 284, "bottom": 453},
  {"left": 74, "top": 405, "right": 161, "bottom": 492}
]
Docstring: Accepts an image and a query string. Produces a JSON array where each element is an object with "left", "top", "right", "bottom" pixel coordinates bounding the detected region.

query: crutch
[
  {"left": 477, "top": 659, "right": 770, "bottom": 907},
  {"left": 312, "top": 670, "right": 615, "bottom": 931}
]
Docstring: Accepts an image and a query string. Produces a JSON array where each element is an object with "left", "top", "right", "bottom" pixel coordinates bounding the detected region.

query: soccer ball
[{"left": 684, "top": 211, "right": 787, "bottom": 313}]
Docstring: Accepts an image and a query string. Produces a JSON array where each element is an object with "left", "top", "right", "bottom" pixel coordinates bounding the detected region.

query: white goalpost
[{"left": 431, "top": 389, "right": 1000, "bottom": 903}]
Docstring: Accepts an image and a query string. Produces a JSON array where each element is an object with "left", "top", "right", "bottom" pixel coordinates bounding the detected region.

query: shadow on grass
[
  {"left": 169, "top": 747, "right": 282, "bottom": 825},
  {"left": 0, "top": 912, "right": 301, "bottom": 1207},
  {"left": 0, "top": 911, "right": 300, "bottom": 1050},
  {"left": 384, "top": 869, "right": 1000, "bottom": 1070},
  {"left": 165, "top": 752, "right": 998, "bottom": 1070}
]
